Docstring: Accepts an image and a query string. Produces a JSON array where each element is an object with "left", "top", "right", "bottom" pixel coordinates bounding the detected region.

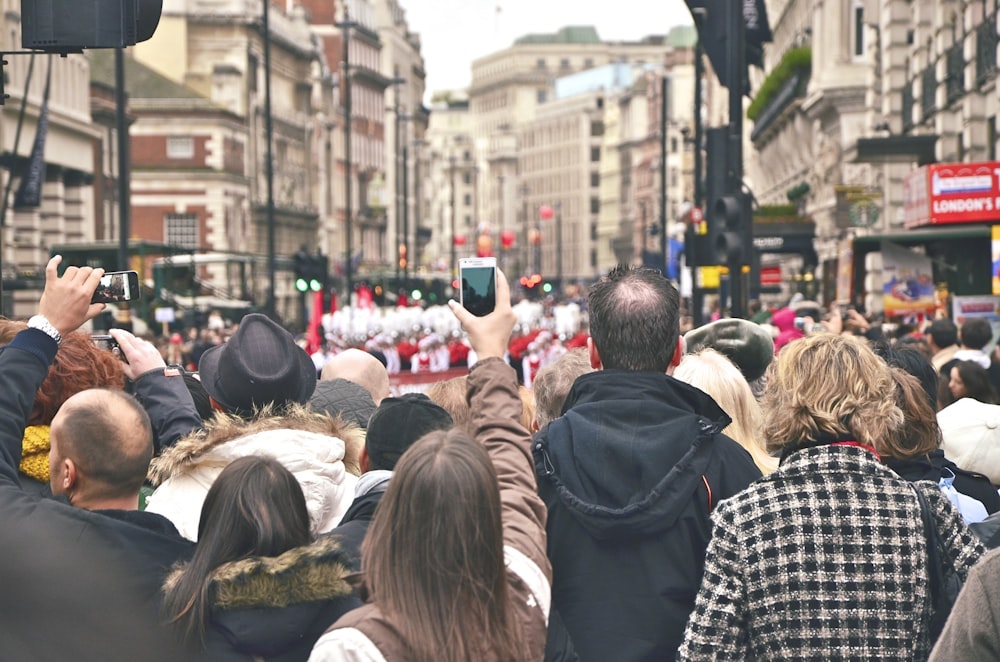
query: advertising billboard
[{"left": 904, "top": 161, "right": 1000, "bottom": 228}]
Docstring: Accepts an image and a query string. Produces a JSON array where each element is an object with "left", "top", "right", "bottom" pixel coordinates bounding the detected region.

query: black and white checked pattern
[{"left": 677, "top": 445, "right": 985, "bottom": 661}]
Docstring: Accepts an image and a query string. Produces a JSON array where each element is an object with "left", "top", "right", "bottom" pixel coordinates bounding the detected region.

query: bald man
[
  {"left": 320, "top": 348, "right": 391, "bottom": 405},
  {"left": 49, "top": 388, "right": 154, "bottom": 510}
]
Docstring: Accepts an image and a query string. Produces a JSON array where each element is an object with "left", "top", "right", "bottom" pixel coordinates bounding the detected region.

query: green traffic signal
[
  {"left": 542, "top": 282, "right": 553, "bottom": 294},
  {"left": 309, "top": 278, "right": 322, "bottom": 292},
  {"left": 295, "top": 277, "right": 308, "bottom": 292}
]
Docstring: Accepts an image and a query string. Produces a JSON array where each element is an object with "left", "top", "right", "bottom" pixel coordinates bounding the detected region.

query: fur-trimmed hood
[
  {"left": 144, "top": 405, "right": 363, "bottom": 542},
  {"left": 149, "top": 404, "right": 364, "bottom": 483},
  {"left": 164, "top": 535, "right": 361, "bottom": 659}
]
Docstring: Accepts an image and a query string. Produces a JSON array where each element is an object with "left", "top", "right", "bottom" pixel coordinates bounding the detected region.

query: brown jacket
[
  {"left": 309, "top": 357, "right": 552, "bottom": 661},
  {"left": 929, "top": 546, "right": 1000, "bottom": 661}
]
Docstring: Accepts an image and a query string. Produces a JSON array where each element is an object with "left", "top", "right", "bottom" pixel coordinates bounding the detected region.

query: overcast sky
[{"left": 402, "top": 0, "right": 694, "bottom": 96}]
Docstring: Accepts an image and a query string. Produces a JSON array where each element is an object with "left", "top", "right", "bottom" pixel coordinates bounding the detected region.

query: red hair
[{"left": 0, "top": 322, "right": 126, "bottom": 425}]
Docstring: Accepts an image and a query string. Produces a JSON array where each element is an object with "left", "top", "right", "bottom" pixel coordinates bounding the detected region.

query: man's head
[
  {"left": 49, "top": 389, "right": 153, "bottom": 509},
  {"left": 960, "top": 317, "right": 993, "bottom": 351},
  {"left": 363, "top": 393, "right": 453, "bottom": 472},
  {"left": 320, "top": 348, "right": 391, "bottom": 405},
  {"left": 927, "top": 318, "right": 958, "bottom": 352},
  {"left": 587, "top": 265, "right": 681, "bottom": 372},
  {"left": 532, "top": 348, "right": 593, "bottom": 429},
  {"left": 197, "top": 313, "right": 317, "bottom": 417}
]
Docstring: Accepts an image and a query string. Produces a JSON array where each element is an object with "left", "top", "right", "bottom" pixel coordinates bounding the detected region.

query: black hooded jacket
[
  {"left": 533, "top": 370, "right": 762, "bottom": 662},
  {"left": 885, "top": 449, "right": 1000, "bottom": 515}
]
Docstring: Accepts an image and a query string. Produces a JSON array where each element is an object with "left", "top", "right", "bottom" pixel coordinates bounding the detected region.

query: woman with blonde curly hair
[{"left": 679, "top": 333, "right": 985, "bottom": 661}]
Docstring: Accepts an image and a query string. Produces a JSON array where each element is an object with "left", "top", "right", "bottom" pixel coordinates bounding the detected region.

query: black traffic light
[
  {"left": 713, "top": 193, "right": 752, "bottom": 266},
  {"left": 310, "top": 252, "right": 328, "bottom": 293},
  {"left": 22, "top": 0, "right": 163, "bottom": 51},
  {"left": 293, "top": 249, "right": 310, "bottom": 293}
]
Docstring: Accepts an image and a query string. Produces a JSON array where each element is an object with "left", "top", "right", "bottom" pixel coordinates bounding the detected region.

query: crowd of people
[{"left": 4, "top": 255, "right": 1000, "bottom": 660}]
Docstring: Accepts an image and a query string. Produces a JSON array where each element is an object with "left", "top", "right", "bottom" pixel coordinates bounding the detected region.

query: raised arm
[
  {"left": 0, "top": 256, "right": 105, "bottom": 481},
  {"left": 449, "top": 270, "right": 551, "bottom": 603},
  {"left": 109, "top": 329, "right": 203, "bottom": 452}
]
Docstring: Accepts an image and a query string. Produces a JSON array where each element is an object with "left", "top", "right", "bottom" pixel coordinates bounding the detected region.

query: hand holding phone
[
  {"left": 459, "top": 257, "right": 497, "bottom": 317},
  {"left": 91, "top": 271, "right": 140, "bottom": 304}
]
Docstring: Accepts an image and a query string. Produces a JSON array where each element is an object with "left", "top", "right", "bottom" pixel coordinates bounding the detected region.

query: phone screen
[
  {"left": 460, "top": 264, "right": 497, "bottom": 317},
  {"left": 92, "top": 271, "right": 137, "bottom": 303}
]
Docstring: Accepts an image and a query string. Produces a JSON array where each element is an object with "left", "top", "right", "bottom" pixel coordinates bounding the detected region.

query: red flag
[{"left": 307, "top": 289, "right": 323, "bottom": 354}]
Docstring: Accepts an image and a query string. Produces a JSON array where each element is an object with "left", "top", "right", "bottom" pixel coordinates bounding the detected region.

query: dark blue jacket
[{"left": 533, "top": 370, "right": 762, "bottom": 662}]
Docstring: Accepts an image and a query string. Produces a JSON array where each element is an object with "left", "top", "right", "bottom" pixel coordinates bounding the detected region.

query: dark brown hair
[
  {"left": 878, "top": 367, "right": 941, "bottom": 459},
  {"left": 360, "top": 428, "right": 526, "bottom": 662}
]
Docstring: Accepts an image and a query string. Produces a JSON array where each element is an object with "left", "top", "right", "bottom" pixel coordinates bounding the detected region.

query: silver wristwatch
[{"left": 26, "top": 315, "right": 62, "bottom": 345}]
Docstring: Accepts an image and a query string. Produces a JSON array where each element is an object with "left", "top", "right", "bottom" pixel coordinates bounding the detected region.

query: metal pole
[
  {"left": 413, "top": 142, "right": 421, "bottom": 271},
  {"left": 691, "top": 37, "right": 706, "bottom": 327},
  {"left": 449, "top": 155, "right": 456, "bottom": 278},
  {"left": 659, "top": 74, "right": 669, "bottom": 277},
  {"left": 393, "top": 81, "right": 401, "bottom": 286},
  {"left": 497, "top": 175, "right": 505, "bottom": 272},
  {"left": 342, "top": 12, "right": 353, "bottom": 306},
  {"left": 262, "top": 0, "right": 277, "bottom": 318},
  {"left": 115, "top": 49, "right": 131, "bottom": 274},
  {"left": 727, "top": 0, "right": 747, "bottom": 318},
  {"left": 402, "top": 143, "right": 409, "bottom": 281},
  {"left": 556, "top": 201, "right": 563, "bottom": 292}
]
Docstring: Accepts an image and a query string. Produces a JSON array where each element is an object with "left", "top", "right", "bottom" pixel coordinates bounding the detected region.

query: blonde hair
[
  {"left": 675, "top": 349, "right": 777, "bottom": 474},
  {"left": 761, "top": 333, "right": 904, "bottom": 454},
  {"left": 425, "top": 376, "right": 472, "bottom": 433}
]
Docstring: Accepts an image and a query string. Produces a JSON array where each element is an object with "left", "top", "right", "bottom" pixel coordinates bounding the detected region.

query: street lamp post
[
  {"left": 339, "top": 9, "right": 355, "bottom": 306},
  {"left": 262, "top": 0, "right": 277, "bottom": 318},
  {"left": 555, "top": 201, "right": 563, "bottom": 291},
  {"left": 449, "top": 154, "right": 457, "bottom": 279}
]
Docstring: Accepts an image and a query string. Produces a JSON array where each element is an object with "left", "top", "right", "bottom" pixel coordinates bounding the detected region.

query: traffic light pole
[
  {"left": 726, "top": 0, "right": 749, "bottom": 319},
  {"left": 690, "top": 37, "right": 706, "bottom": 327}
]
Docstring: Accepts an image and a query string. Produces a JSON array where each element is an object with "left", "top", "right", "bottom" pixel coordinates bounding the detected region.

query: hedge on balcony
[{"left": 747, "top": 46, "right": 812, "bottom": 121}]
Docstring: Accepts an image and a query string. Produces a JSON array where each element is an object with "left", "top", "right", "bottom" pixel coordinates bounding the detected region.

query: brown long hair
[{"left": 360, "top": 428, "right": 526, "bottom": 662}]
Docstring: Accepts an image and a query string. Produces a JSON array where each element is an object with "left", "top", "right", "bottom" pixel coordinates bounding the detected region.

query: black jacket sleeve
[
  {"left": 0, "top": 330, "right": 57, "bottom": 485},
  {"left": 130, "top": 367, "right": 203, "bottom": 453}
]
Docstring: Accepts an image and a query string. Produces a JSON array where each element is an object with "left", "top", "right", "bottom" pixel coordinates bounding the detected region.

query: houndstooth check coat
[{"left": 677, "top": 444, "right": 986, "bottom": 661}]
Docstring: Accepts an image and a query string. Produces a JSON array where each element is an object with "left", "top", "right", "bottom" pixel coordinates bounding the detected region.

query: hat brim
[{"left": 198, "top": 342, "right": 317, "bottom": 412}]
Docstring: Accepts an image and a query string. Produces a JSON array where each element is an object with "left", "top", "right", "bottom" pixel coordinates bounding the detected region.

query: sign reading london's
[{"left": 904, "top": 161, "right": 1000, "bottom": 228}]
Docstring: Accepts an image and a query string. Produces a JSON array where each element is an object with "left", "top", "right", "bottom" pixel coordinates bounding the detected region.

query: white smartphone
[{"left": 458, "top": 257, "right": 497, "bottom": 317}]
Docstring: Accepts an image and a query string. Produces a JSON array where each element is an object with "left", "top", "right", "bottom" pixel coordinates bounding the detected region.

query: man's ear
[
  {"left": 587, "top": 336, "right": 603, "bottom": 370},
  {"left": 61, "top": 459, "right": 78, "bottom": 494}
]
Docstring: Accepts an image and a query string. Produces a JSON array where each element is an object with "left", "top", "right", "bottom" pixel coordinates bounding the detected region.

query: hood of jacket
[
  {"left": 164, "top": 536, "right": 356, "bottom": 657},
  {"left": 534, "top": 370, "right": 731, "bottom": 540},
  {"left": 145, "top": 405, "right": 362, "bottom": 541},
  {"left": 149, "top": 403, "right": 364, "bottom": 484}
]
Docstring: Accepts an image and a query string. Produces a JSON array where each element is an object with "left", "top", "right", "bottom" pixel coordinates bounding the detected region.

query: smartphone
[
  {"left": 92, "top": 271, "right": 140, "bottom": 304},
  {"left": 91, "top": 334, "right": 127, "bottom": 363},
  {"left": 459, "top": 257, "right": 497, "bottom": 317}
]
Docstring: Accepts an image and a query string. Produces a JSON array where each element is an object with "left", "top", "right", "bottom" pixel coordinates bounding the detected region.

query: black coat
[
  {"left": 0, "top": 330, "right": 195, "bottom": 660},
  {"left": 324, "top": 483, "right": 385, "bottom": 571},
  {"left": 885, "top": 449, "right": 1000, "bottom": 514},
  {"left": 533, "top": 370, "right": 762, "bottom": 662},
  {"left": 165, "top": 536, "right": 361, "bottom": 661}
]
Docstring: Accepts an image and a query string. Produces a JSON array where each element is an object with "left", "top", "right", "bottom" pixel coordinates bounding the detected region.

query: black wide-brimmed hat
[
  {"left": 684, "top": 318, "right": 774, "bottom": 382},
  {"left": 198, "top": 313, "right": 317, "bottom": 416}
]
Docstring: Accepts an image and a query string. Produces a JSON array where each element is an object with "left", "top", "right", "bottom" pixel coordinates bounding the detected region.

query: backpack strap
[{"left": 701, "top": 474, "right": 713, "bottom": 512}]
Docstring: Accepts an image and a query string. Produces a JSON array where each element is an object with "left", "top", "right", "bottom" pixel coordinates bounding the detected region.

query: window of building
[
  {"left": 167, "top": 136, "right": 195, "bottom": 159},
  {"left": 463, "top": 172, "right": 472, "bottom": 185},
  {"left": 537, "top": 89, "right": 547, "bottom": 104},
  {"left": 536, "top": 58, "right": 547, "bottom": 69},
  {"left": 671, "top": 137, "right": 679, "bottom": 153},
  {"left": 464, "top": 193, "right": 472, "bottom": 206},
  {"left": 560, "top": 58, "right": 570, "bottom": 70},
  {"left": 590, "top": 197, "right": 600, "bottom": 214},
  {"left": 165, "top": 213, "right": 199, "bottom": 249},
  {"left": 584, "top": 58, "right": 594, "bottom": 69},
  {"left": 852, "top": 2, "right": 866, "bottom": 59},
  {"left": 590, "top": 121, "right": 605, "bottom": 137},
  {"left": 590, "top": 223, "right": 598, "bottom": 241},
  {"left": 590, "top": 248, "right": 598, "bottom": 268},
  {"left": 590, "top": 147, "right": 600, "bottom": 162}
]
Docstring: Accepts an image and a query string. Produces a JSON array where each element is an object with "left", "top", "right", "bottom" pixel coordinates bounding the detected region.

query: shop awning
[{"left": 848, "top": 135, "right": 938, "bottom": 165}]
